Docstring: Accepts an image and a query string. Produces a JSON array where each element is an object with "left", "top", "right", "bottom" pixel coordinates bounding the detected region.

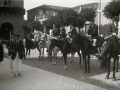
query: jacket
[
  {"left": 88, "top": 24, "right": 98, "bottom": 39},
  {"left": 11, "top": 39, "right": 25, "bottom": 60}
]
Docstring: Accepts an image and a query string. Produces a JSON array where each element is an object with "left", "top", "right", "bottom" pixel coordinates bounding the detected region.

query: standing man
[
  {"left": 87, "top": 19, "right": 98, "bottom": 54},
  {"left": 6, "top": 34, "right": 15, "bottom": 73},
  {"left": 0, "top": 39, "right": 4, "bottom": 67},
  {"left": 11, "top": 35, "right": 25, "bottom": 78}
]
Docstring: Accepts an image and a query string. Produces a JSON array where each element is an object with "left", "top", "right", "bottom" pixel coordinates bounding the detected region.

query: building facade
[
  {"left": 0, "top": 0, "right": 25, "bottom": 40},
  {"left": 27, "top": 5, "right": 66, "bottom": 24}
]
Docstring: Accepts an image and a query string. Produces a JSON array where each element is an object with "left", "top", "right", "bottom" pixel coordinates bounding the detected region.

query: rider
[
  {"left": 87, "top": 19, "right": 98, "bottom": 54},
  {"left": 101, "top": 16, "right": 119, "bottom": 50},
  {"left": 59, "top": 25, "right": 66, "bottom": 39},
  {"left": 52, "top": 24, "right": 60, "bottom": 38},
  {"left": 30, "top": 30, "right": 36, "bottom": 41}
]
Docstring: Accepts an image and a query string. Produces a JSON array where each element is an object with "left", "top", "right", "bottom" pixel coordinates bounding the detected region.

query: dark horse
[
  {"left": 70, "top": 32, "right": 92, "bottom": 73},
  {"left": 98, "top": 35, "right": 120, "bottom": 81},
  {"left": 48, "top": 38, "right": 81, "bottom": 70},
  {"left": 24, "top": 35, "right": 40, "bottom": 60}
]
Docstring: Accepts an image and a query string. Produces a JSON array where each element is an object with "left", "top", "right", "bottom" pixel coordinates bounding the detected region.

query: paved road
[{"left": 0, "top": 48, "right": 107, "bottom": 90}]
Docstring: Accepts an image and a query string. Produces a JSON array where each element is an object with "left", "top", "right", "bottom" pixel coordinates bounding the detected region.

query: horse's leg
[
  {"left": 28, "top": 49, "right": 30, "bottom": 60},
  {"left": 116, "top": 56, "right": 119, "bottom": 72},
  {"left": 105, "top": 54, "right": 111, "bottom": 79},
  {"left": 37, "top": 46, "right": 41, "bottom": 61},
  {"left": 41, "top": 48, "right": 44, "bottom": 60},
  {"left": 83, "top": 54, "right": 87, "bottom": 73},
  {"left": 112, "top": 57, "right": 116, "bottom": 81},
  {"left": 26, "top": 48, "right": 28, "bottom": 59},
  {"left": 87, "top": 54, "right": 90, "bottom": 73},
  {"left": 63, "top": 53, "right": 67, "bottom": 70},
  {"left": 70, "top": 53, "right": 74, "bottom": 63},
  {"left": 77, "top": 51, "right": 81, "bottom": 66}
]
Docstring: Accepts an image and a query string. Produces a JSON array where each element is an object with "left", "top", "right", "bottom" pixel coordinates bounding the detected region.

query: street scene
[{"left": 0, "top": 0, "right": 120, "bottom": 90}]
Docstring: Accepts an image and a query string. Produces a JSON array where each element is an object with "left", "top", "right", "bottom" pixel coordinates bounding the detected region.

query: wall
[{"left": 0, "top": 15, "right": 24, "bottom": 37}]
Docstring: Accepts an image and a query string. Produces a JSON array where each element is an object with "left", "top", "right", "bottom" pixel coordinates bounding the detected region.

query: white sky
[{"left": 24, "top": 0, "right": 100, "bottom": 11}]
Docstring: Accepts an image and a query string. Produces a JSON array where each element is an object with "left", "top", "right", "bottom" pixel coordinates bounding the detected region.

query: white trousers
[
  {"left": 93, "top": 39, "right": 97, "bottom": 46},
  {"left": 13, "top": 52, "right": 22, "bottom": 75}
]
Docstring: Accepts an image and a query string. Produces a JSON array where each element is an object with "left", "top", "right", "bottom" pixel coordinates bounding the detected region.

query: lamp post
[{"left": 97, "top": 0, "right": 102, "bottom": 35}]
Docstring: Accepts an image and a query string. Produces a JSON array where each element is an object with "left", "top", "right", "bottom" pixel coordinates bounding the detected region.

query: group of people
[{"left": 5, "top": 34, "right": 25, "bottom": 78}]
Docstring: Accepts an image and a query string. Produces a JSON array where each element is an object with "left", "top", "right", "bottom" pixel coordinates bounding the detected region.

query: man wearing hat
[
  {"left": 70, "top": 23, "right": 77, "bottom": 34},
  {"left": 6, "top": 34, "right": 15, "bottom": 73},
  {"left": 109, "top": 16, "right": 119, "bottom": 36},
  {"left": 60, "top": 25, "right": 66, "bottom": 39},
  {"left": 87, "top": 19, "right": 98, "bottom": 54},
  {"left": 11, "top": 34, "right": 25, "bottom": 77}
]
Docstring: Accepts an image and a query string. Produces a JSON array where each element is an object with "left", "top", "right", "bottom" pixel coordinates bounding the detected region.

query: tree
[
  {"left": 76, "top": 13, "right": 86, "bottom": 32},
  {"left": 80, "top": 8, "right": 96, "bottom": 21},
  {"left": 28, "top": 21, "right": 43, "bottom": 31},
  {"left": 57, "top": 8, "right": 78, "bottom": 26},
  {"left": 103, "top": 1, "right": 120, "bottom": 20}
]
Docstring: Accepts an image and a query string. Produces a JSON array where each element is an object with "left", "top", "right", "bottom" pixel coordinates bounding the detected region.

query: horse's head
[{"left": 34, "top": 31, "right": 45, "bottom": 42}]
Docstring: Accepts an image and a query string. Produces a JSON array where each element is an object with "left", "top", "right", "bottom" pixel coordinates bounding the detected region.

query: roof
[
  {"left": 27, "top": 4, "right": 67, "bottom": 12},
  {"left": 72, "top": 3, "right": 98, "bottom": 12}
]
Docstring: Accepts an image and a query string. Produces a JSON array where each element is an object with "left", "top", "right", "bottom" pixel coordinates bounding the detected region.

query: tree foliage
[
  {"left": 76, "top": 13, "right": 86, "bottom": 28},
  {"left": 57, "top": 8, "right": 78, "bottom": 26},
  {"left": 103, "top": 1, "right": 120, "bottom": 20},
  {"left": 28, "top": 21, "right": 43, "bottom": 31},
  {"left": 43, "top": 7, "right": 96, "bottom": 29},
  {"left": 22, "top": 20, "right": 31, "bottom": 33},
  {"left": 80, "top": 8, "right": 96, "bottom": 21}
]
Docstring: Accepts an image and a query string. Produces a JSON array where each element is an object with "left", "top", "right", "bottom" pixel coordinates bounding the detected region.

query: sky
[{"left": 24, "top": 0, "right": 100, "bottom": 11}]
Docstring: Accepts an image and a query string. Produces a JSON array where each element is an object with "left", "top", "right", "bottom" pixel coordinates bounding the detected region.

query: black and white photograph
[{"left": 0, "top": 0, "right": 120, "bottom": 90}]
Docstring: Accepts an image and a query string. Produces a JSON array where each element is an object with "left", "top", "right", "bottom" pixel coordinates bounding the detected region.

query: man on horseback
[
  {"left": 103, "top": 16, "right": 119, "bottom": 46},
  {"left": 87, "top": 19, "right": 98, "bottom": 54},
  {"left": 52, "top": 24, "right": 60, "bottom": 38},
  {"left": 59, "top": 25, "right": 66, "bottom": 39}
]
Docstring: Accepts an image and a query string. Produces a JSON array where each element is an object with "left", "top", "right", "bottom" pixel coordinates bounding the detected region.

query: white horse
[{"left": 34, "top": 31, "right": 49, "bottom": 60}]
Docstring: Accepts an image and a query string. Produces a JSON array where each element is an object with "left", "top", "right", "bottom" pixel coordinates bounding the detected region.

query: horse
[
  {"left": 34, "top": 31, "right": 49, "bottom": 60},
  {"left": 44, "top": 34, "right": 59, "bottom": 59},
  {"left": 48, "top": 38, "right": 81, "bottom": 70},
  {"left": 69, "top": 31, "right": 92, "bottom": 73},
  {"left": 98, "top": 35, "right": 120, "bottom": 81},
  {"left": 45, "top": 34, "right": 77, "bottom": 64},
  {"left": 24, "top": 35, "right": 39, "bottom": 60}
]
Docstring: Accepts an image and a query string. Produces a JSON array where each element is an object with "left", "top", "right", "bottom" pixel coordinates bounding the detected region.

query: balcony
[{"left": 0, "top": 5, "right": 25, "bottom": 16}]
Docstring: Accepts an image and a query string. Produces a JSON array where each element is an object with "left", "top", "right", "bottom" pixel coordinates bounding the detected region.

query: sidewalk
[{"left": 0, "top": 48, "right": 107, "bottom": 90}]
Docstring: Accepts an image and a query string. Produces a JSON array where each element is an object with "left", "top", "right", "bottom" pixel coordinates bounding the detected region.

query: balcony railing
[{"left": 0, "top": 5, "right": 25, "bottom": 16}]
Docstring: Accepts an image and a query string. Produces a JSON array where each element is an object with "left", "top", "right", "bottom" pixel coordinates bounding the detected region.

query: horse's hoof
[
  {"left": 100, "top": 66, "right": 104, "bottom": 69},
  {"left": 105, "top": 75, "right": 109, "bottom": 79},
  {"left": 83, "top": 70, "right": 87, "bottom": 73},
  {"left": 104, "top": 69, "right": 107, "bottom": 71},
  {"left": 86, "top": 71, "right": 90, "bottom": 74},
  {"left": 64, "top": 68, "right": 67, "bottom": 70},
  {"left": 112, "top": 77, "right": 116, "bottom": 81}
]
